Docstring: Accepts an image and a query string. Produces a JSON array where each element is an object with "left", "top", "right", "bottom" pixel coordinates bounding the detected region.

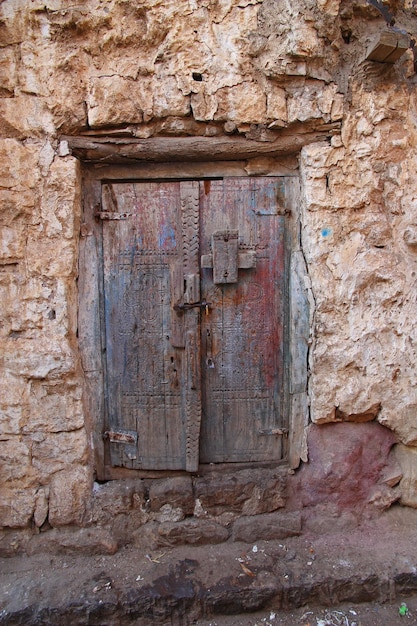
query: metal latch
[{"left": 174, "top": 300, "right": 211, "bottom": 313}]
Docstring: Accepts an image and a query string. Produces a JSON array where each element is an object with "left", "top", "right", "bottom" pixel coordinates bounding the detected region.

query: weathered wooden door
[{"left": 101, "top": 177, "right": 288, "bottom": 471}]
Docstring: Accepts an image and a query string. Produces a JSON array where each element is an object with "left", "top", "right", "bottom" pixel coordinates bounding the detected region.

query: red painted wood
[{"left": 199, "top": 178, "right": 286, "bottom": 462}]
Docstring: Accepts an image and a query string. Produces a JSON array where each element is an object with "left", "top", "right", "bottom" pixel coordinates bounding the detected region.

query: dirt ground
[
  {"left": 2, "top": 505, "right": 417, "bottom": 625},
  {"left": 195, "top": 595, "right": 417, "bottom": 625}
]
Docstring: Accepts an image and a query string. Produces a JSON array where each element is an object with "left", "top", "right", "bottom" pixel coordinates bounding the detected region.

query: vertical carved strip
[
  {"left": 180, "top": 181, "right": 201, "bottom": 472},
  {"left": 181, "top": 181, "right": 200, "bottom": 275},
  {"left": 185, "top": 323, "right": 201, "bottom": 472}
]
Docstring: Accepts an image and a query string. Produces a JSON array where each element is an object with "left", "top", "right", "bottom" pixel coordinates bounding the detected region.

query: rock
[
  {"left": 33, "top": 487, "right": 49, "bottom": 528},
  {"left": 155, "top": 504, "right": 185, "bottom": 523},
  {"left": 403, "top": 225, "right": 417, "bottom": 248},
  {"left": 297, "top": 422, "right": 397, "bottom": 512},
  {"left": 149, "top": 476, "right": 194, "bottom": 515},
  {"left": 48, "top": 466, "right": 92, "bottom": 527},
  {"left": 0, "top": 488, "right": 36, "bottom": 528},
  {"left": 232, "top": 511, "right": 302, "bottom": 542},
  {"left": 91, "top": 478, "right": 146, "bottom": 524},
  {"left": 395, "top": 444, "right": 417, "bottom": 507},
  {"left": 215, "top": 83, "right": 267, "bottom": 124},
  {"left": 26, "top": 527, "right": 118, "bottom": 556},
  {"left": 31, "top": 431, "right": 89, "bottom": 480},
  {"left": 0, "top": 529, "right": 33, "bottom": 557},
  {"left": 158, "top": 519, "right": 229, "bottom": 546},
  {"left": 194, "top": 468, "right": 286, "bottom": 516},
  {"left": 24, "top": 380, "right": 84, "bottom": 434},
  {"left": 88, "top": 76, "right": 151, "bottom": 127},
  {"left": 368, "top": 484, "right": 400, "bottom": 510}
]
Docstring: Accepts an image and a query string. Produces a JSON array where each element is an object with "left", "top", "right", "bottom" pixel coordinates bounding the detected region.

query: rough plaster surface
[{"left": 1, "top": 0, "right": 417, "bottom": 538}]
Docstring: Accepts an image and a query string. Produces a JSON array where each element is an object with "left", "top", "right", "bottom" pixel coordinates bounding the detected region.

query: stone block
[
  {"left": 190, "top": 91, "right": 218, "bottom": 122},
  {"left": 215, "top": 82, "right": 267, "bottom": 124},
  {"left": 152, "top": 75, "right": 190, "bottom": 118},
  {"left": 91, "top": 478, "right": 146, "bottom": 523},
  {"left": 157, "top": 519, "right": 229, "bottom": 546},
  {"left": 232, "top": 511, "right": 302, "bottom": 542},
  {"left": 0, "top": 47, "right": 17, "bottom": 96},
  {"left": 0, "top": 488, "right": 36, "bottom": 528},
  {"left": 368, "top": 484, "right": 399, "bottom": 510},
  {"left": 0, "top": 189, "right": 38, "bottom": 223},
  {"left": 40, "top": 156, "right": 81, "bottom": 239},
  {"left": 287, "top": 85, "right": 322, "bottom": 123},
  {"left": 26, "top": 233, "right": 76, "bottom": 277},
  {"left": 0, "top": 405, "right": 24, "bottom": 436},
  {"left": 0, "top": 437, "right": 32, "bottom": 483},
  {"left": 88, "top": 76, "right": 152, "bottom": 127},
  {"left": 3, "top": 338, "right": 76, "bottom": 380},
  {"left": 24, "top": 380, "right": 84, "bottom": 433},
  {"left": 0, "top": 97, "right": 55, "bottom": 138},
  {"left": 155, "top": 504, "right": 185, "bottom": 523},
  {"left": 0, "top": 529, "right": 32, "bottom": 556},
  {"left": 0, "top": 371, "right": 30, "bottom": 409},
  {"left": 48, "top": 466, "right": 92, "bottom": 527},
  {"left": 266, "top": 84, "right": 287, "bottom": 122},
  {"left": 33, "top": 486, "right": 49, "bottom": 528},
  {"left": 403, "top": 225, "right": 417, "bottom": 248},
  {"left": 0, "top": 139, "right": 39, "bottom": 190},
  {"left": 194, "top": 468, "right": 286, "bottom": 516},
  {"left": 20, "top": 41, "right": 50, "bottom": 96},
  {"left": 395, "top": 444, "right": 417, "bottom": 508},
  {"left": 32, "top": 430, "right": 89, "bottom": 479},
  {"left": 149, "top": 476, "right": 194, "bottom": 514},
  {"left": 26, "top": 527, "right": 118, "bottom": 556},
  {"left": 0, "top": 225, "right": 25, "bottom": 263},
  {"left": 331, "top": 93, "right": 344, "bottom": 120}
]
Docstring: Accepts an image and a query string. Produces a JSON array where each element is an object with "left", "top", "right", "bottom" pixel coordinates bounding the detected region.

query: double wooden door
[{"left": 101, "top": 177, "right": 288, "bottom": 471}]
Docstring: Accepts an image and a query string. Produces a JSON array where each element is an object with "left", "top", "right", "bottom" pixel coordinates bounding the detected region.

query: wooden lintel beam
[{"left": 62, "top": 124, "right": 340, "bottom": 164}]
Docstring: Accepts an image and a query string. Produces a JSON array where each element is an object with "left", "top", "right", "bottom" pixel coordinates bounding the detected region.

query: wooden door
[
  {"left": 199, "top": 178, "right": 286, "bottom": 462},
  {"left": 100, "top": 177, "right": 288, "bottom": 471}
]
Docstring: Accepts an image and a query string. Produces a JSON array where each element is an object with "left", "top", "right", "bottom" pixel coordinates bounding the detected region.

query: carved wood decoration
[
  {"left": 180, "top": 182, "right": 202, "bottom": 472},
  {"left": 99, "top": 177, "right": 288, "bottom": 471}
]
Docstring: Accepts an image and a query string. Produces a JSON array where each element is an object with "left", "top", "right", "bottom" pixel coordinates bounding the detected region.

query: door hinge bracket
[
  {"left": 253, "top": 207, "right": 290, "bottom": 216},
  {"left": 95, "top": 211, "right": 132, "bottom": 220},
  {"left": 103, "top": 429, "right": 138, "bottom": 444},
  {"left": 258, "top": 428, "right": 289, "bottom": 437}
]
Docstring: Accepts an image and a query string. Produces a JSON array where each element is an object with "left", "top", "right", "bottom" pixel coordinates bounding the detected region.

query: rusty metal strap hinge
[
  {"left": 103, "top": 430, "right": 137, "bottom": 444},
  {"left": 95, "top": 211, "right": 132, "bottom": 220},
  {"left": 258, "top": 428, "right": 289, "bottom": 437}
]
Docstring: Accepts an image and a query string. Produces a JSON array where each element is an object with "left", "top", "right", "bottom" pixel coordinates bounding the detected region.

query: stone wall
[{"left": 1, "top": 0, "right": 417, "bottom": 552}]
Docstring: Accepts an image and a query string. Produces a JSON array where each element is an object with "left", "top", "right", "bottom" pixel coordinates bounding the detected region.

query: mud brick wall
[{"left": 1, "top": 0, "right": 417, "bottom": 548}]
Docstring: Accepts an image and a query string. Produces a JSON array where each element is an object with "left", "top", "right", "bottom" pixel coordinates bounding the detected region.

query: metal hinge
[
  {"left": 258, "top": 428, "right": 289, "bottom": 436},
  {"left": 253, "top": 207, "right": 290, "bottom": 216},
  {"left": 95, "top": 212, "right": 132, "bottom": 220},
  {"left": 103, "top": 429, "right": 137, "bottom": 444}
]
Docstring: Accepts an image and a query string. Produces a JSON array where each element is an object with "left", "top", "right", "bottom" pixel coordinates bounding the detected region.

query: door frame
[{"left": 78, "top": 158, "right": 310, "bottom": 480}]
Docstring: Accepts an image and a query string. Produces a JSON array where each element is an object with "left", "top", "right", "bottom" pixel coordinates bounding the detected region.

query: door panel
[
  {"left": 100, "top": 177, "right": 287, "bottom": 470},
  {"left": 102, "top": 182, "right": 187, "bottom": 469},
  {"left": 199, "top": 178, "right": 286, "bottom": 462}
]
